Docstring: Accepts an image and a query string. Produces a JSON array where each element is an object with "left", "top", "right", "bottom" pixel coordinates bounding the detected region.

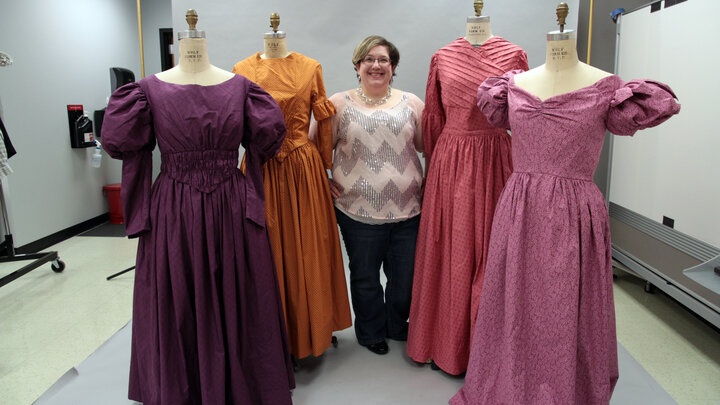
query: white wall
[
  {"left": 142, "top": 0, "right": 174, "bottom": 78},
  {"left": 139, "top": 0, "right": 174, "bottom": 180},
  {"left": 170, "top": 0, "right": 579, "bottom": 99},
  {"left": 0, "top": 0, "right": 170, "bottom": 246},
  {"left": 576, "top": 0, "right": 650, "bottom": 195}
]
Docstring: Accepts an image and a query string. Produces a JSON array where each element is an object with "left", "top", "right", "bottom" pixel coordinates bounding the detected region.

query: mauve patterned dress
[
  {"left": 407, "top": 37, "right": 527, "bottom": 375},
  {"left": 102, "top": 75, "right": 295, "bottom": 405},
  {"left": 451, "top": 70, "right": 680, "bottom": 404}
]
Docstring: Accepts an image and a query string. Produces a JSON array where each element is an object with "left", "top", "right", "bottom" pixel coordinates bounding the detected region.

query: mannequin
[
  {"left": 103, "top": 9, "right": 295, "bottom": 404},
  {"left": 155, "top": 9, "right": 233, "bottom": 85},
  {"left": 465, "top": 0, "right": 493, "bottom": 46},
  {"left": 232, "top": 13, "right": 352, "bottom": 361},
  {"left": 406, "top": 0, "right": 528, "bottom": 376},
  {"left": 261, "top": 13, "right": 290, "bottom": 59},
  {"left": 514, "top": 2, "right": 611, "bottom": 101}
]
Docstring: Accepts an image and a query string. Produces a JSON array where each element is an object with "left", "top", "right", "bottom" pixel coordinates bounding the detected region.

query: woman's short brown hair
[{"left": 352, "top": 35, "right": 400, "bottom": 68}]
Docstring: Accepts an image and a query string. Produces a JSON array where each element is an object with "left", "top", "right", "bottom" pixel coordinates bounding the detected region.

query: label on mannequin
[
  {"left": 467, "top": 23, "right": 489, "bottom": 36},
  {"left": 183, "top": 49, "right": 204, "bottom": 63},
  {"left": 550, "top": 46, "right": 569, "bottom": 61},
  {"left": 266, "top": 40, "right": 282, "bottom": 51}
]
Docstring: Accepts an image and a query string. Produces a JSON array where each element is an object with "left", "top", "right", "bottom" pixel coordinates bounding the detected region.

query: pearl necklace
[{"left": 356, "top": 86, "right": 392, "bottom": 106}]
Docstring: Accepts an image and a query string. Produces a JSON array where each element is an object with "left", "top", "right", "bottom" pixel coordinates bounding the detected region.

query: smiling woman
[
  {"left": 351, "top": 36, "right": 400, "bottom": 106},
  {"left": 312, "top": 35, "right": 425, "bottom": 356}
]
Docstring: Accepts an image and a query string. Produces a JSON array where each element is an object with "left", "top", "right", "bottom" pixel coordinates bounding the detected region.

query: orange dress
[{"left": 233, "top": 53, "right": 352, "bottom": 359}]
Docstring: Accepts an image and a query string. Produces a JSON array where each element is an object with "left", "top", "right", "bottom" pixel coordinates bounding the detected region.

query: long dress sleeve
[
  {"left": 101, "top": 82, "right": 156, "bottom": 238},
  {"left": 242, "top": 81, "right": 287, "bottom": 227},
  {"left": 606, "top": 80, "right": 680, "bottom": 135},
  {"left": 477, "top": 70, "right": 519, "bottom": 130},
  {"left": 422, "top": 55, "right": 445, "bottom": 160},
  {"left": 310, "top": 64, "right": 336, "bottom": 170}
]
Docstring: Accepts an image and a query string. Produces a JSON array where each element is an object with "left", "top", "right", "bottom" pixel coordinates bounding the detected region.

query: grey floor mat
[{"left": 34, "top": 320, "right": 677, "bottom": 405}]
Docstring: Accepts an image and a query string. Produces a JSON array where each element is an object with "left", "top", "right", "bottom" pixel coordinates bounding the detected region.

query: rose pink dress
[
  {"left": 407, "top": 37, "right": 527, "bottom": 375},
  {"left": 451, "top": 70, "right": 680, "bottom": 404}
]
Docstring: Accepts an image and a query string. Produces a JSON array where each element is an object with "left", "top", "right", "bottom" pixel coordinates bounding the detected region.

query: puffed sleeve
[
  {"left": 310, "top": 63, "right": 336, "bottom": 169},
  {"left": 516, "top": 50, "right": 529, "bottom": 71},
  {"left": 422, "top": 54, "right": 444, "bottom": 160},
  {"left": 477, "top": 70, "right": 522, "bottom": 130},
  {"left": 606, "top": 80, "right": 680, "bottom": 135},
  {"left": 101, "top": 82, "right": 156, "bottom": 238},
  {"left": 242, "top": 81, "right": 287, "bottom": 227}
]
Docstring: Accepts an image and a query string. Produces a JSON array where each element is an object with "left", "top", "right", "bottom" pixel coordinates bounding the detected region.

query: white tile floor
[
  {"left": 1, "top": 226, "right": 719, "bottom": 404},
  {"left": 612, "top": 272, "right": 720, "bottom": 404}
]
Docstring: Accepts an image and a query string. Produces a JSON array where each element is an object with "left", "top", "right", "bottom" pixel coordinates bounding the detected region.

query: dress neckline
[
  {"left": 509, "top": 73, "right": 618, "bottom": 104},
  {"left": 255, "top": 52, "right": 296, "bottom": 61},
  {"left": 458, "top": 36, "right": 503, "bottom": 51},
  {"left": 151, "top": 73, "right": 239, "bottom": 88}
]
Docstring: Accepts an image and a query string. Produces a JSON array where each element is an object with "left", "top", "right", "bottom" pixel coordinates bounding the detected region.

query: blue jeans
[{"left": 335, "top": 209, "right": 420, "bottom": 346}]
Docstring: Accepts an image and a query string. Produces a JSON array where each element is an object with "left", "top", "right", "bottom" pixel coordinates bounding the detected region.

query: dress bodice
[
  {"left": 478, "top": 71, "right": 680, "bottom": 181},
  {"left": 101, "top": 74, "right": 286, "bottom": 233},
  {"left": 233, "top": 53, "right": 336, "bottom": 166},
  {"left": 423, "top": 37, "right": 528, "bottom": 158}
]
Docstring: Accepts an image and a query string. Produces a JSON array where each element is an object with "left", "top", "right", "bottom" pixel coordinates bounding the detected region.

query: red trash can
[{"left": 102, "top": 183, "right": 124, "bottom": 224}]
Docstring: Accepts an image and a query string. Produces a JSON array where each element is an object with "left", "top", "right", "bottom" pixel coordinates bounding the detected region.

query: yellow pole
[
  {"left": 136, "top": 0, "right": 146, "bottom": 78},
  {"left": 587, "top": 0, "right": 595, "bottom": 64}
]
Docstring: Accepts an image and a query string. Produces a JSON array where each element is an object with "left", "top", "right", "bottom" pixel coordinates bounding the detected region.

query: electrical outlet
[{"left": 662, "top": 216, "right": 674, "bottom": 228}]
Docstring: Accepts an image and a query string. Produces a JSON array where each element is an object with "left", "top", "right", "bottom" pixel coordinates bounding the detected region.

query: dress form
[
  {"left": 155, "top": 9, "right": 234, "bottom": 85},
  {"left": 513, "top": 3, "right": 611, "bottom": 101},
  {"left": 465, "top": 0, "right": 493, "bottom": 46},
  {"left": 261, "top": 13, "right": 291, "bottom": 59}
]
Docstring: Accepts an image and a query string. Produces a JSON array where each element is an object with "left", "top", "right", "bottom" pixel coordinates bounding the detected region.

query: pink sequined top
[{"left": 328, "top": 91, "right": 424, "bottom": 224}]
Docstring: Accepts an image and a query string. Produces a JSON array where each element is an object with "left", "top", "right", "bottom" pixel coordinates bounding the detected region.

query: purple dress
[
  {"left": 451, "top": 71, "right": 680, "bottom": 405},
  {"left": 102, "top": 74, "right": 295, "bottom": 405}
]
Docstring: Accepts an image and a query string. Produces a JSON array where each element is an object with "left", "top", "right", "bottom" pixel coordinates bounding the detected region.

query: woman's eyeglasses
[{"left": 361, "top": 57, "right": 391, "bottom": 66}]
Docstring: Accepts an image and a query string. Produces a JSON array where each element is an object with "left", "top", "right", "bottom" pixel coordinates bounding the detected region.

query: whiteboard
[{"left": 609, "top": 0, "right": 720, "bottom": 247}]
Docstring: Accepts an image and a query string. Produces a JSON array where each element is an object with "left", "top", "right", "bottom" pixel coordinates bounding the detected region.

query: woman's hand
[{"left": 328, "top": 178, "right": 343, "bottom": 199}]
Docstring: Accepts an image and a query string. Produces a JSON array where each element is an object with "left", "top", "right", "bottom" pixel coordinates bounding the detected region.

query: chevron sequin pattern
[
  {"left": 339, "top": 103, "right": 413, "bottom": 136},
  {"left": 336, "top": 177, "right": 421, "bottom": 216},
  {"left": 332, "top": 93, "right": 424, "bottom": 221},
  {"left": 335, "top": 139, "right": 423, "bottom": 175}
]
